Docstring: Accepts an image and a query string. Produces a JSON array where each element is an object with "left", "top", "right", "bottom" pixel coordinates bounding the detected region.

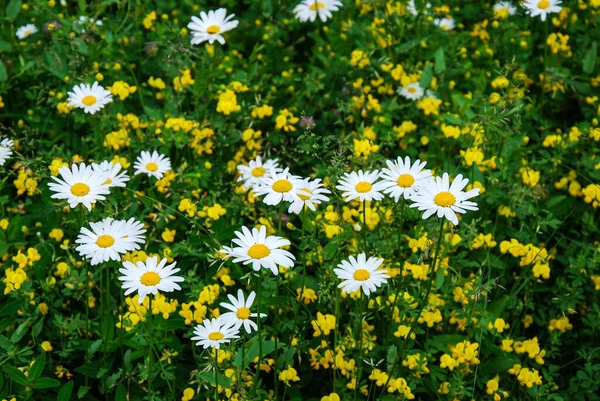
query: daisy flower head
[
  {"left": 67, "top": 81, "right": 113, "bottom": 115},
  {"left": 398, "top": 82, "right": 425, "bottom": 101},
  {"left": 134, "top": 150, "right": 171, "bottom": 179},
  {"left": 191, "top": 318, "right": 240, "bottom": 349},
  {"left": 288, "top": 178, "right": 331, "bottom": 214},
  {"left": 219, "top": 289, "right": 266, "bottom": 334},
  {"left": 48, "top": 163, "right": 111, "bottom": 211},
  {"left": 433, "top": 17, "right": 455, "bottom": 31},
  {"left": 16, "top": 24, "right": 38, "bottom": 39},
  {"left": 92, "top": 160, "right": 130, "bottom": 188},
  {"left": 522, "top": 0, "right": 562, "bottom": 21},
  {"left": 380, "top": 156, "right": 432, "bottom": 202},
  {"left": 220, "top": 225, "right": 295, "bottom": 276},
  {"left": 407, "top": 0, "right": 431, "bottom": 16},
  {"left": 0, "top": 138, "right": 14, "bottom": 167},
  {"left": 188, "top": 8, "right": 239, "bottom": 45},
  {"left": 409, "top": 173, "right": 480, "bottom": 225},
  {"left": 334, "top": 253, "right": 389, "bottom": 297},
  {"left": 336, "top": 170, "right": 387, "bottom": 203},
  {"left": 118, "top": 256, "right": 184, "bottom": 304},
  {"left": 237, "top": 156, "right": 282, "bottom": 190},
  {"left": 294, "top": 0, "right": 343, "bottom": 23},
  {"left": 252, "top": 168, "right": 309, "bottom": 206},
  {"left": 75, "top": 217, "right": 146, "bottom": 265},
  {"left": 493, "top": 1, "right": 517, "bottom": 18}
]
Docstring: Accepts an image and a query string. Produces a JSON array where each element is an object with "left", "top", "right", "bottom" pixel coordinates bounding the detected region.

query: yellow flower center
[
  {"left": 82, "top": 95, "right": 97, "bottom": 106},
  {"left": 206, "top": 25, "right": 221, "bottom": 34},
  {"left": 251, "top": 166, "right": 266, "bottom": 177},
  {"left": 397, "top": 174, "right": 415, "bottom": 188},
  {"left": 537, "top": 0, "right": 550, "bottom": 9},
  {"left": 146, "top": 162, "right": 159, "bottom": 172},
  {"left": 209, "top": 331, "right": 225, "bottom": 341},
  {"left": 309, "top": 1, "right": 325, "bottom": 10},
  {"left": 408, "top": 87, "right": 417, "bottom": 94},
  {"left": 298, "top": 188, "right": 313, "bottom": 201},
  {"left": 140, "top": 272, "right": 161, "bottom": 286},
  {"left": 434, "top": 191, "right": 456, "bottom": 207},
  {"left": 237, "top": 307, "right": 251, "bottom": 319},
  {"left": 355, "top": 181, "right": 372, "bottom": 193},
  {"left": 96, "top": 235, "right": 115, "bottom": 248},
  {"left": 248, "top": 244, "right": 271, "bottom": 259},
  {"left": 70, "top": 182, "right": 90, "bottom": 196},
  {"left": 272, "top": 179, "right": 292, "bottom": 193},
  {"left": 353, "top": 269, "right": 371, "bottom": 281}
]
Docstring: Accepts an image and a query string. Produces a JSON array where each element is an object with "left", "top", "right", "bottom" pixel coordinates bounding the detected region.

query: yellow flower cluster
[
  {"left": 311, "top": 312, "right": 336, "bottom": 337},
  {"left": 173, "top": 69, "right": 194, "bottom": 91},
  {"left": 500, "top": 238, "right": 552, "bottom": 279},
  {"left": 549, "top": 316, "right": 573, "bottom": 333},
  {"left": 217, "top": 89, "right": 241, "bottom": 115},
  {"left": 108, "top": 81, "right": 137, "bottom": 100},
  {"left": 439, "top": 340, "right": 480, "bottom": 373},
  {"left": 509, "top": 364, "right": 542, "bottom": 388},
  {"left": 14, "top": 168, "right": 38, "bottom": 196},
  {"left": 178, "top": 284, "right": 220, "bottom": 325},
  {"left": 278, "top": 365, "right": 300, "bottom": 385},
  {"left": 275, "top": 109, "right": 299, "bottom": 132},
  {"left": 368, "top": 369, "right": 415, "bottom": 398}
]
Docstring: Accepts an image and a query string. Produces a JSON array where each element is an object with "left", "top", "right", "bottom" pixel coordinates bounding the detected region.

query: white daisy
[
  {"left": 92, "top": 160, "right": 130, "bottom": 188},
  {"left": 191, "top": 318, "right": 240, "bottom": 349},
  {"left": 133, "top": 150, "right": 171, "bottom": 179},
  {"left": 252, "top": 168, "right": 309, "bottom": 206},
  {"left": 219, "top": 289, "right": 266, "bottom": 334},
  {"left": 0, "top": 138, "right": 14, "bottom": 167},
  {"left": 379, "top": 156, "right": 432, "bottom": 202},
  {"left": 407, "top": 0, "right": 431, "bottom": 16},
  {"left": 67, "top": 81, "right": 113, "bottom": 115},
  {"left": 336, "top": 170, "right": 387, "bottom": 203},
  {"left": 433, "top": 17, "right": 455, "bottom": 31},
  {"left": 188, "top": 8, "right": 239, "bottom": 45},
  {"left": 75, "top": 217, "right": 146, "bottom": 265},
  {"left": 288, "top": 178, "right": 331, "bottom": 214},
  {"left": 237, "top": 156, "right": 282, "bottom": 190},
  {"left": 74, "top": 16, "right": 103, "bottom": 33},
  {"left": 493, "top": 2, "right": 517, "bottom": 18},
  {"left": 48, "top": 163, "right": 111, "bottom": 211},
  {"left": 118, "top": 256, "right": 184, "bottom": 304},
  {"left": 220, "top": 225, "right": 295, "bottom": 276},
  {"left": 522, "top": 0, "right": 562, "bottom": 21},
  {"left": 409, "top": 173, "right": 480, "bottom": 226},
  {"left": 397, "top": 82, "right": 425, "bottom": 101},
  {"left": 16, "top": 24, "right": 37, "bottom": 39},
  {"left": 334, "top": 253, "right": 389, "bottom": 296},
  {"left": 293, "top": 0, "right": 343, "bottom": 23}
]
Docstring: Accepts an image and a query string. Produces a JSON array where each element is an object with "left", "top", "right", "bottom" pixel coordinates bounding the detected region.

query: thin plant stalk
[{"left": 215, "top": 348, "right": 219, "bottom": 401}]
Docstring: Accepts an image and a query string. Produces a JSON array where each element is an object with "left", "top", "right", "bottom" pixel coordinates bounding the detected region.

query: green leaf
[
  {"left": 10, "top": 320, "right": 29, "bottom": 343},
  {"left": 386, "top": 345, "right": 397, "bottom": 372},
  {"left": 57, "top": 380, "right": 74, "bottom": 401},
  {"left": 435, "top": 267, "right": 445, "bottom": 289},
  {"left": 32, "top": 377, "right": 60, "bottom": 389},
  {"left": 419, "top": 64, "right": 433, "bottom": 88},
  {"left": 115, "top": 384, "right": 127, "bottom": 401},
  {"left": 434, "top": 47, "right": 446, "bottom": 73},
  {"left": 29, "top": 352, "right": 46, "bottom": 380},
  {"left": 3, "top": 365, "right": 29, "bottom": 385},
  {"left": 583, "top": 41, "right": 597, "bottom": 74},
  {"left": 74, "top": 363, "right": 99, "bottom": 378},
  {"left": 6, "top": 0, "right": 22, "bottom": 20},
  {"left": 0, "top": 41, "right": 10, "bottom": 52},
  {"left": 0, "top": 61, "right": 7, "bottom": 82}
]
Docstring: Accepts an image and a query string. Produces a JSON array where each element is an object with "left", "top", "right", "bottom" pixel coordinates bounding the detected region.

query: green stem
[
  {"left": 215, "top": 348, "right": 219, "bottom": 401},
  {"left": 385, "top": 200, "right": 406, "bottom": 343},
  {"left": 291, "top": 210, "right": 307, "bottom": 338},
  {"left": 353, "top": 296, "right": 366, "bottom": 401},
  {"left": 333, "top": 288, "right": 341, "bottom": 394},
  {"left": 148, "top": 297, "right": 153, "bottom": 398},
  {"left": 362, "top": 200, "right": 367, "bottom": 252},
  {"left": 254, "top": 271, "right": 263, "bottom": 393}
]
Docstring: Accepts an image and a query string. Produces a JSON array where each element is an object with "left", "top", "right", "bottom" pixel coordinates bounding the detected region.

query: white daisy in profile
[
  {"left": 380, "top": 156, "right": 432, "bottom": 202},
  {"left": 221, "top": 225, "right": 295, "bottom": 276},
  {"left": 75, "top": 217, "right": 146, "bottom": 265},
  {"left": 118, "top": 256, "right": 184, "bottom": 304},
  {"left": 410, "top": 173, "right": 480, "bottom": 225},
  {"left": 48, "top": 163, "right": 111, "bottom": 211},
  {"left": 133, "top": 150, "right": 171, "bottom": 179},
  {"left": 407, "top": 0, "right": 431, "bottom": 16},
  {"left": 336, "top": 170, "right": 387, "bottom": 203},
  {"left": 288, "top": 178, "right": 331, "bottom": 214},
  {"left": 397, "top": 82, "right": 425, "bottom": 101},
  {"left": 522, "top": 0, "right": 561, "bottom": 21},
  {"left": 92, "top": 160, "right": 130, "bottom": 188},
  {"left": 67, "top": 82, "right": 113, "bottom": 115},
  {"left": 191, "top": 318, "right": 240, "bottom": 349},
  {"left": 493, "top": 2, "right": 517, "bottom": 18},
  {"left": 252, "top": 168, "right": 308, "bottom": 206},
  {"left": 237, "top": 156, "right": 282, "bottom": 190},
  {"left": 294, "top": 0, "right": 343, "bottom": 23},
  {"left": 334, "top": 253, "right": 389, "bottom": 296},
  {"left": 16, "top": 24, "right": 38, "bottom": 39},
  {"left": 188, "top": 8, "right": 239, "bottom": 45},
  {"left": 433, "top": 17, "right": 455, "bottom": 31},
  {"left": 0, "top": 138, "right": 14, "bottom": 167},
  {"left": 219, "top": 289, "right": 266, "bottom": 334}
]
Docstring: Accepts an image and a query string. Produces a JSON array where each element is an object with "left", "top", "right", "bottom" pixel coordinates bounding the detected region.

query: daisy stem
[
  {"left": 333, "top": 287, "right": 341, "bottom": 394},
  {"left": 362, "top": 200, "right": 367, "bottom": 252},
  {"left": 148, "top": 296, "right": 153, "bottom": 398},
  {"left": 255, "top": 270, "right": 263, "bottom": 391},
  {"left": 385, "top": 199, "right": 406, "bottom": 343},
  {"left": 542, "top": 18, "right": 549, "bottom": 94},
  {"left": 353, "top": 295, "right": 366, "bottom": 401},
  {"left": 215, "top": 349, "right": 219, "bottom": 401},
  {"left": 291, "top": 210, "right": 306, "bottom": 344}
]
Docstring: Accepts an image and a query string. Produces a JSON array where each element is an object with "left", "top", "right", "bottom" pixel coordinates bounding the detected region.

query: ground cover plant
[{"left": 0, "top": 0, "right": 600, "bottom": 400}]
